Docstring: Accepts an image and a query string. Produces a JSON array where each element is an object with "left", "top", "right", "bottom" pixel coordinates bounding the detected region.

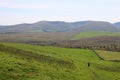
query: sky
[{"left": 0, "top": 0, "right": 120, "bottom": 25}]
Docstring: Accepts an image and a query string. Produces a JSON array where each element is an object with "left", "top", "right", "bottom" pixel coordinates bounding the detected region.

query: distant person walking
[{"left": 88, "top": 62, "right": 90, "bottom": 67}]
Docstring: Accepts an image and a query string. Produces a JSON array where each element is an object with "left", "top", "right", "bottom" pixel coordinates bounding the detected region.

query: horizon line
[{"left": 0, "top": 20, "right": 119, "bottom": 26}]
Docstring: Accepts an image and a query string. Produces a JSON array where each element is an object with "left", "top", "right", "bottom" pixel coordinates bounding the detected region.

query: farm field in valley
[
  {"left": 0, "top": 32, "right": 77, "bottom": 42},
  {"left": 71, "top": 31, "right": 120, "bottom": 40},
  {"left": 95, "top": 50, "right": 120, "bottom": 61}
]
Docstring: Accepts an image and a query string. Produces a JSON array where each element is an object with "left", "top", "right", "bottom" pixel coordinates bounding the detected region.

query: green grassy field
[
  {"left": 0, "top": 42, "right": 120, "bottom": 80},
  {"left": 71, "top": 31, "right": 120, "bottom": 40},
  {"left": 95, "top": 50, "right": 120, "bottom": 61}
]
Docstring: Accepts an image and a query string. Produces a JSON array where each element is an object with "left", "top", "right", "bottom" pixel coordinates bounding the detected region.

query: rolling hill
[
  {"left": 114, "top": 22, "right": 120, "bottom": 27},
  {"left": 74, "top": 21, "right": 117, "bottom": 32},
  {"left": 0, "top": 43, "right": 120, "bottom": 80},
  {"left": 0, "top": 21, "right": 119, "bottom": 33},
  {"left": 114, "top": 22, "right": 120, "bottom": 31}
]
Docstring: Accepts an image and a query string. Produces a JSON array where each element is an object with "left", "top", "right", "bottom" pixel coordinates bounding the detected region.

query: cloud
[{"left": 0, "top": 2, "right": 48, "bottom": 10}]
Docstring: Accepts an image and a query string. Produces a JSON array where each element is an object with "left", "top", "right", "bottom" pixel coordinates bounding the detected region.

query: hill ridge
[{"left": 0, "top": 20, "right": 119, "bottom": 33}]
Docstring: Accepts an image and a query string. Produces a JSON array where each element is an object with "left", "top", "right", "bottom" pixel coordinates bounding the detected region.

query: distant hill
[
  {"left": 114, "top": 22, "right": 120, "bottom": 31},
  {"left": 0, "top": 21, "right": 119, "bottom": 33},
  {"left": 70, "top": 21, "right": 90, "bottom": 28},
  {"left": 74, "top": 21, "right": 117, "bottom": 32},
  {"left": 31, "top": 21, "right": 74, "bottom": 32},
  {"left": 0, "top": 21, "right": 74, "bottom": 33},
  {"left": 114, "top": 22, "right": 120, "bottom": 27},
  {"left": 0, "top": 23, "right": 32, "bottom": 33}
]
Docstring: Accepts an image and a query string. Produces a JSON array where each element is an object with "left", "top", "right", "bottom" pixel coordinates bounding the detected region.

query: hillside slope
[
  {"left": 114, "top": 22, "right": 120, "bottom": 31},
  {"left": 114, "top": 22, "right": 120, "bottom": 27},
  {"left": 0, "top": 21, "right": 118, "bottom": 33},
  {"left": 0, "top": 43, "right": 120, "bottom": 80},
  {"left": 74, "top": 21, "right": 117, "bottom": 32}
]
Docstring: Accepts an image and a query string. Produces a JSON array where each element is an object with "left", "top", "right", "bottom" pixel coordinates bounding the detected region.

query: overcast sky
[{"left": 0, "top": 0, "right": 120, "bottom": 25}]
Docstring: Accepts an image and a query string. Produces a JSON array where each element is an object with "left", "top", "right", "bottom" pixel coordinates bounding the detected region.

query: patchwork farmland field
[
  {"left": 71, "top": 31, "right": 120, "bottom": 40},
  {"left": 0, "top": 32, "right": 120, "bottom": 51},
  {"left": 0, "top": 32, "right": 77, "bottom": 42},
  {"left": 0, "top": 43, "right": 120, "bottom": 80},
  {"left": 95, "top": 50, "right": 120, "bottom": 61}
]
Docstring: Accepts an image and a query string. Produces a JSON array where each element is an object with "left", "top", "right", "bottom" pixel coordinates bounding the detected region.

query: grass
[
  {"left": 95, "top": 50, "right": 120, "bottom": 61},
  {"left": 71, "top": 31, "right": 120, "bottom": 40},
  {"left": 0, "top": 42, "right": 120, "bottom": 80}
]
